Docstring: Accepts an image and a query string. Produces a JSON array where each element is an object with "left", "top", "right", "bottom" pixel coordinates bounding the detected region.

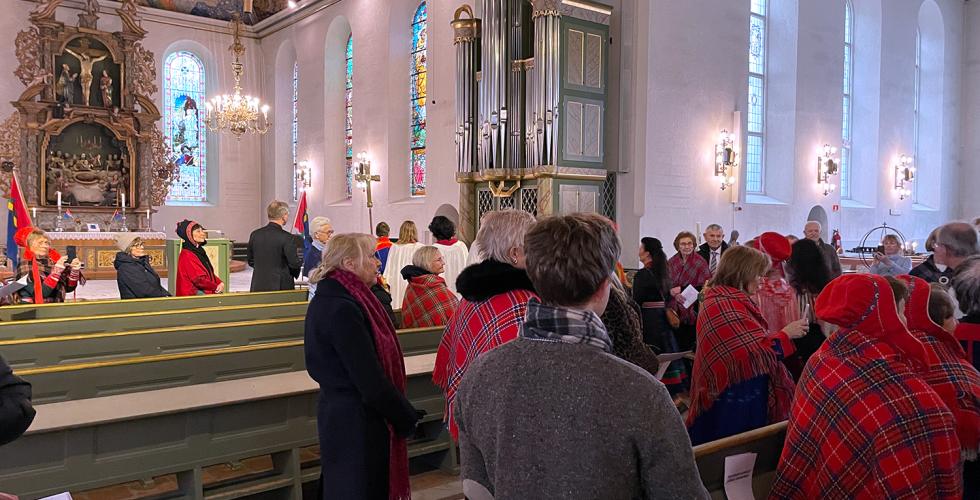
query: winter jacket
[{"left": 114, "top": 252, "right": 170, "bottom": 299}]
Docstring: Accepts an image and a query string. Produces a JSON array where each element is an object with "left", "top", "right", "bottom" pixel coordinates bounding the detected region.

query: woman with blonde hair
[
  {"left": 382, "top": 220, "right": 424, "bottom": 309},
  {"left": 400, "top": 246, "right": 459, "bottom": 328},
  {"left": 687, "top": 245, "right": 803, "bottom": 444},
  {"left": 305, "top": 233, "right": 421, "bottom": 499}
]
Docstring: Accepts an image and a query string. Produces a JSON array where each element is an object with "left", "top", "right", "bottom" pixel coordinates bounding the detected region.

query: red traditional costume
[
  {"left": 400, "top": 266, "right": 459, "bottom": 329},
  {"left": 174, "top": 220, "right": 222, "bottom": 296},
  {"left": 770, "top": 274, "right": 961, "bottom": 499}
]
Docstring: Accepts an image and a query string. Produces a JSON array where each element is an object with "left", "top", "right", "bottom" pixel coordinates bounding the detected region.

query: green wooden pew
[{"left": 0, "top": 290, "right": 307, "bottom": 322}]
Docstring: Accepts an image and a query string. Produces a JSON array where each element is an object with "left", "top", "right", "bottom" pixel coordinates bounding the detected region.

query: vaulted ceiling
[{"left": 138, "top": 0, "right": 288, "bottom": 24}]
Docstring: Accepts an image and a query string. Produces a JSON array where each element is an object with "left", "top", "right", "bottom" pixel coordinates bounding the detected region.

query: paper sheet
[
  {"left": 0, "top": 275, "right": 28, "bottom": 298},
  {"left": 39, "top": 493, "right": 73, "bottom": 500},
  {"left": 723, "top": 452, "right": 757, "bottom": 500},
  {"left": 679, "top": 285, "right": 699, "bottom": 309},
  {"left": 654, "top": 350, "right": 692, "bottom": 380}
]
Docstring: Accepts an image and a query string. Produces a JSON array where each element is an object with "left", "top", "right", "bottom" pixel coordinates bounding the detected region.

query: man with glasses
[{"left": 303, "top": 216, "right": 334, "bottom": 278}]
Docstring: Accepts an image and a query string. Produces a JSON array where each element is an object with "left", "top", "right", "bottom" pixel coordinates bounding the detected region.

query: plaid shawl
[
  {"left": 900, "top": 276, "right": 980, "bottom": 460},
  {"left": 520, "top": 299, "right": 612, "bottom": 352},
  {"left": 771, "top": 275, "right": 961, "bottom": 499},
  {"left": 14, "top": 257, "right": 80, "bottom": 303},
  {"left": 400, "top": 272, "right": 459, "bottom": 329},
  {"left": 668, "top": 253, "right": 711, "bottom": 325},
  {"left": 433, "top": 261, "right": 536, "bottom": 440},
  {"left": 687, "top": 286, "right": 796, "bottom": 428},
  {"left": 756, "top": 277, "right": 799, "bottom": 335}
]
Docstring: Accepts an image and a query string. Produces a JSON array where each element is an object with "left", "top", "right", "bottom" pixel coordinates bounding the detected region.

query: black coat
[
  {"left": 696, "top": 241, "right": 729, "bottom": 266},
  {"left": 0, "top": 354, "right": 35, "bottom": 447},
  {"left": 305, "top": 278, "right": 418, "bottom": 499},
  {"left": 247, "top": 222, "right": 302, "bottom": 292},
  {"left": 114, "top": 252, "right": 170, "bottom": 299}
]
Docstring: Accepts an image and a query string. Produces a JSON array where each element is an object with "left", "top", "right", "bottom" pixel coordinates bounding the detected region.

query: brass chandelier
[{"left": 204, "top": 14, "right": 270, "bottom": 139}]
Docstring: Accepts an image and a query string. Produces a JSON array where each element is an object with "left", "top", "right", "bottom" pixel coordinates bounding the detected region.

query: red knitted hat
[{"left": 752, "top": 231, "right": 792, "bottom": 263}]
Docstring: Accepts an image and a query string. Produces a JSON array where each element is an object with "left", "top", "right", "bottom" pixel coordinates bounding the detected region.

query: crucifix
[
  {"left": 64, "top": 38, "right": 109, "bottom": 106},
  {"left": 353, "top": 151, "right": 381, "bottom": 232}
]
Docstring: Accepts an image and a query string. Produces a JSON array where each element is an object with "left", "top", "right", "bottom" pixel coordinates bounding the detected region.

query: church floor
[{"left": 68, "top": 268, "right": 256, "bottom": 300}]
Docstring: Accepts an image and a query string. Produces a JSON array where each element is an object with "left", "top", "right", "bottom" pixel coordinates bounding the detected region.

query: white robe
[
  {"left": 383, "top": 242, "right": 425, "bottom": 310},
  {"left": 434, "top": 240, "right": 470, "bottom": 296}
]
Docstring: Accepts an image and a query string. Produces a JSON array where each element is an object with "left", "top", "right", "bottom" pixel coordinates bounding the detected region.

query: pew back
[{"left": 693, "top": 421, "right": 788, "bottom": 499}]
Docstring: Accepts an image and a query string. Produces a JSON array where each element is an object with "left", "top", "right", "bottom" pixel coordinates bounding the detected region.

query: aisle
[{"left": 66, "top": 268, "right": 256, "bottom": 301}]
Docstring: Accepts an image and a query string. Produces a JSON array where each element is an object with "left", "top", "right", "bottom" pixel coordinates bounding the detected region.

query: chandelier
[{"left": 204, "top": 14, "right": 270, "bottom": 139}]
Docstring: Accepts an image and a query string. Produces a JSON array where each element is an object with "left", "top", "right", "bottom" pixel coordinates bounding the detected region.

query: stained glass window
[
  {"left": 841, "top": 1, "right": 854, "bottom": 199},
  {"left": 164, "top": 51, "right": 207, "bottom": 203},
  {"left": 746, "top": 0, "right": 767, "bottom": 194},
  {"left": 292, "top": 61, "right": 299, "bottom": 201},
  {"left": 410, "top": 1, "right": 427, "bottom": 197},
  {"left": 346, "top": 33, "right": 354, "bottom": 199}
]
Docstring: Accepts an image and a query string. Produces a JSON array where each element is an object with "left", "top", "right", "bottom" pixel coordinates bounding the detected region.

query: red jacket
[{"left": 176, "top": 248, "right": 222, "bottom": 296}]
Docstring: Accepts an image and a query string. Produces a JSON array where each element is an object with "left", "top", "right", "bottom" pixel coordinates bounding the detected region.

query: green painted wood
[
  {"left": 396, "top": 327, "right": 443, "bottom": 356},
  {"left": 166, "top": 238, "right": 233, "bottom": 296},
  {"left": 0, "top": 301, "right": 309, "bottom": 341},
  {"left": 0, "top": 290, "right": 307, "bottom": 322}
]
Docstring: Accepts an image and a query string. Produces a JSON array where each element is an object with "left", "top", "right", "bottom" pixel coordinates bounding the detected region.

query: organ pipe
[{"left": 451, "top": 6, "right": 480, "bottom": 173}]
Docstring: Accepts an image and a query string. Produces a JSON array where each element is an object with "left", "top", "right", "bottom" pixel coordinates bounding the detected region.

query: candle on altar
[
  {"left": 146, "top": 209, "right": 150, "bottom": 219},
  {"left": 31, "top": 207, "right": 36, "bottom": 219},
  {"left": 121, "top": 193, "right": 126, "bottom": 208},
  {"left": 56, "top": 191, "right": 62, "bottom": 208}
]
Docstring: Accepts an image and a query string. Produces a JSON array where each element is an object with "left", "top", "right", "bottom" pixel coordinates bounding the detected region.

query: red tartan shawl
[
  {"left": 329, "top": 269, "right": 410, "bottom": 500},
  {"left": 756, "top": 277, "right": 799, "bottom": 335},
  {"left": 899, "top": 275, "right": 980, "bottom": 459},
  {"left": 687, "top": 286, "right": 796, "bottom": 428},
  {"left": 433, "top": 288, "right": 536, "bottom": 440},
  {"left": 668, "top": 253, "right": 711, "bottom": 324},
  {"left": 401, "top": 274, "right": 459, "bottom": 329}
]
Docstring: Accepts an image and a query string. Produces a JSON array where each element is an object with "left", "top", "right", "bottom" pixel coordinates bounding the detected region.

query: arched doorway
[{"left": 806, "top": 205, "right": 830, "bottom": 241}]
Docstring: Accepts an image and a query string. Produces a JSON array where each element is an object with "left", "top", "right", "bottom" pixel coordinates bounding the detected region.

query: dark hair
[
  {"left": 640, "top": 237, "right": 670, "bottom": 294},
  {"left": 524, "top": 213, "right": 620, "bottom": 306},
  {"left": 673, "top": 231, "right": 697, "bottom": 252},
  {"left": 376, "top": 222, "right": 390, "bottom": 237},
  {"left": 927, "top": 283, "right": 955, "bottom": 325},
  {"left": 788, "top": 239, "right": 832, "bottom": 294},
  {"left": 884, "top": 276, "right": 909, "bottom": 305},
  {"left": 429, "top": 216, "right": 456, "bottom": 241}
]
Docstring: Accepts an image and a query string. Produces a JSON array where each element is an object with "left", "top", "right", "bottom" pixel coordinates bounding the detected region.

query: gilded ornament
[
  {"left": 131, "top": 43, "right": 158, "bottom": 97},
  {"left": 14, "top": 28, "right": 46, "bottom": 87},
  {"left": 145, "top": 125, "right": 179, "bottom": 206}
]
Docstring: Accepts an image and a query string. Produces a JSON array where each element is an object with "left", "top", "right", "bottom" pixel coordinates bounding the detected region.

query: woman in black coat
[
  {"left": 0, "top": 354, "right": 35, "bottom": 447},
  {"left": 305, "top": 233, "right": 420, "bottom": 499},
  {"left": 114, "top": 235, "right": 170, "bottom": 299}
]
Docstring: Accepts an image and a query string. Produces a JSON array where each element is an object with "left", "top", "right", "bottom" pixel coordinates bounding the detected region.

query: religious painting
[
  {"left": 138, "top": 0, "right": 284, "bottom": 24},
  {"left": 40, "top": 122, "right": 136, "bottom": 208},
  {"left": 54, "top": 36, "right": 122, "bottom": 109},
  {"left": 163, "top": 51, "right": 207, "bottom": 202}
]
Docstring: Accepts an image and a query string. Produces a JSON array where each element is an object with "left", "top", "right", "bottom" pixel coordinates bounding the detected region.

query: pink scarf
[{"left": 328, "top": 269, "right": 410, "bottom": 499}]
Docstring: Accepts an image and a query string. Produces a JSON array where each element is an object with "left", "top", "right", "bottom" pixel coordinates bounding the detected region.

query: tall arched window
[
  {"left": 292, "top": 61, "right": 299, "bottom": 201},
  {"left": 745, "top": 0, "right": 767, "bottom": 194},
  {"left": 345, "top": 33, "right": 354, "bottom": 199},
  {"left": 841, "top": 0, "right": 854, "bottom": 199},
  {"left": 163, "top": 51, "right": 207, "bottom": 203},
  {"left": 410, "top": 1, "right": 428, "bottom": 197},
  {"left": 912, "top": 29, "right": 921, "bottom": 202}
]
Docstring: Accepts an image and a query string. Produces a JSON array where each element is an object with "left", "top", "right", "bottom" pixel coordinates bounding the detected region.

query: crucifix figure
[
  {"left": 353, "top": 152, "right": 381, "bottom": 231},
  {"left": 64, "top": 39, "right": 109, "bottom": 107}
]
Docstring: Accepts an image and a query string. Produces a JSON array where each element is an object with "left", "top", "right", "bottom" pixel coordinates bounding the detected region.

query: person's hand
[
  {"left": 783, "top": 318, "right": 809, "bottom": 339},
  {"left": 670, "top": 286, "right": 682, "bottom": 296},
  {"left": 0, "top": 492, "right": 20, "bottom": 500},
  {"left": 215, "top": 282, "right": 225, "bottom": 294},
  {"left": 55, "top": 255, "right": 68, "bottom": 269},
  {"left": 70, "top": 258, "right": 82, "bottom": 270}
]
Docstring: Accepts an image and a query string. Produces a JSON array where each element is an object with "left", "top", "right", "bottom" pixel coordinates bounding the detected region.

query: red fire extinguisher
[{"left": 832, "top": 229, "right": 843, "bottom": 254}]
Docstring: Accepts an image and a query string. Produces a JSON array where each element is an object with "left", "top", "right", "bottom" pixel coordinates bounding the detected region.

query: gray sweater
[{"left": 454, "top": 338, "right": 709, "bottom": 500}]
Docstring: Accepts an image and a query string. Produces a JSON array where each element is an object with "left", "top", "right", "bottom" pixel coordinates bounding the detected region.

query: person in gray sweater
[{"left": 453, "top": 213, "right": 709, "bottom": 500}]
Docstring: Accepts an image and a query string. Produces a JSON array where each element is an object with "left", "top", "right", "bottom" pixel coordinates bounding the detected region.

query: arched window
[
  {"left": 841, "top": 0, "right": 854, "bottom": 199},
  {"left": 410, "top": 1, "right": 427, "bottom": 197},
  {"left": 913, "top": 29, "right": 921, "bottom": 202},
  {"left": 292, "top": 61, "right": 299, "bottom": 201},
  {"left": 345, "top": 33, "right": 354, "bottom": 199},
  {"left": 163, "top": 51, "right": 207, "bottom": 203},
  {"left": 745, "top": 0, "right": 767, "bottom": 194}
]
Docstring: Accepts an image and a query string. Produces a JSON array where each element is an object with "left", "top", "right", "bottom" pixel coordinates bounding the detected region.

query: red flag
[
  {"left": 293, "top": 191, "right": 307, "bottom": 234},
  {"left": 9, "top": 172, "right": 32, "bottom": 228}
]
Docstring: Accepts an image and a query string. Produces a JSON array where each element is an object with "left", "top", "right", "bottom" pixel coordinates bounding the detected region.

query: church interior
[{"left": 0, "top": 0, "right": 979, "bottom": 498}]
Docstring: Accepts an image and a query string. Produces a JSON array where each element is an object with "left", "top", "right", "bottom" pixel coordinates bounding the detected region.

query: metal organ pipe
[
  {"left": 531, "top": 0, "right": 560, "bottom": 167},
  {"left": 452, "top": 6, "right": 480, "bottom": 173}
]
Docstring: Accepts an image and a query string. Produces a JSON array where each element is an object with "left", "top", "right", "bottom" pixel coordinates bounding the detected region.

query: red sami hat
[
  {"left": 15, "top": 226, "right": 60, "bottom": 261},
  {"left": 752, "top": 231, "right": 792, "bottom": 264}
]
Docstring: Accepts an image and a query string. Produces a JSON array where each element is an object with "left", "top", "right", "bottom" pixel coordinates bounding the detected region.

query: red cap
[{"left": 752, "top": 231, "right": 792, "bottom": 263}]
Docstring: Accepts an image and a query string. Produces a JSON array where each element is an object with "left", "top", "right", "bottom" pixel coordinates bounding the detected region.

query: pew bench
[
  {"left": 0, "top": 354, "right": 455, "bottom": 499},
  {"left": 693, "top": 421, "right": 789, "bottom": 499}
]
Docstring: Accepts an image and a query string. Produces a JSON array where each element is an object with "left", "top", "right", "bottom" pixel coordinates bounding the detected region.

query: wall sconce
[
  {"left": 817, "top": 143, "right": 839, "bottom": 196},
  {"left": 714, "top": 129, "right": 737, "bottom": 190},
  {"left": 297, "top": 160, "right": 311, "bottom": 192},
  {"left": 893, "top": 154, "right": 915, "bottom": 200}
]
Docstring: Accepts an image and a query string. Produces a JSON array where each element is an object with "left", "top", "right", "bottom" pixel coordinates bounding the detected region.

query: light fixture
[
  {"left": 204, "top": 14, "right": 271, "bottom": 140},
  {"left": 714, "top": 129, "right": 738, "bottom": 190},
  {"left": 287, "top": 0, "right": 298, "bottom": 8},
  {"left": 297, "top": 160, "right": 311, "bottom": 192},
  {"left": 893, "top": 154, "right": 915, "bottom": 200},
  {"left": 817, "top": 143, "right": 839, "bottom": 196}
]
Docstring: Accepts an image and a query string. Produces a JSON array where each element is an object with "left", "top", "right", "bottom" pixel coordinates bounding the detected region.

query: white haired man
[
  {"left": 803, "top": 220, "right": 842, "bottom": 278},
  {"left": 697, "top": 224, "right": 728, "bottom": 275}
]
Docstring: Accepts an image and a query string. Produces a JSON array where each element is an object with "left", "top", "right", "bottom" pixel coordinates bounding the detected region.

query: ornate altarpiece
[{"left": 1, "top": 0, "right": 178, "bottom": 231}]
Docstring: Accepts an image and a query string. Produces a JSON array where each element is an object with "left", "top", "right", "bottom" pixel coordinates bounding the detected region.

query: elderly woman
[
  {"left": 911, "top": 228, "right": 956, "bottom": 285},
  {"left": 668, "top": 231, "right": 711, "bottom": 352},
  {"left": 114, "top": 234, "right": 169, "bottom": 299},
  {"left": 305, "top": 233, "right": 420, "bottom": 499},
  {"left": 434, "top": 209, "right": 537, "bottom": 440},
  {"left": 687, "top": 246, "right": 804, "bottom": 445},
  {"left": 381, "top": 221, "right": 424, "bottom": 309},
  {"left": 870, "top": 234, "right": 912, "bottom": 277},
  {"left": 175, "top": 219, "right": 223, "bottom": 296},
  {"left": 13, "top": 227, "right": 82, "bottom": 303},
  {"left": 303, "top": 216, "right": 333, "bottom": 278},
  {"left": 400, "top": 246, "right": 459, "bottom": 329}
]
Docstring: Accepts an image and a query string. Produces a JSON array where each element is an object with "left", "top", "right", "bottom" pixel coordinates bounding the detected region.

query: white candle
[
  {"left": 146, "top": 209, "right": 151, "bottom": 219},
  {"left": 31, "top": 207, "right": 36, "bottom": 219},
  {"left": 121, "top": 193, "right": 126, "bottom": 208},
  {"left": 56, "top": 191, "right": 62, "bottom": 208}
]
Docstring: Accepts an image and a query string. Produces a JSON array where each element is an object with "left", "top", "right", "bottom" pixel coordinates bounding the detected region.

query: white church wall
[
  {"left": 960, "top": 0, "right": 980, "bottom": 222},
  {"left": 624, "top": 0, "right": 962, "bottom": 260}
]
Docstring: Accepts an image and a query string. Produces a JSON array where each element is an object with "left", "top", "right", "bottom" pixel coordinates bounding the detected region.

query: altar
[{"left": 47, "top": 231, "right": 167, "bottom": 280}]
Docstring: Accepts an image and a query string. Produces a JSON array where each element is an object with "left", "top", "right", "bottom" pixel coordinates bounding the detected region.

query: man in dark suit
[
  {"left": 697, "top": 223, "right": 729, "bottom": 276},
  {"left": 247, "top": 201, "right": 302, "bottom": 292},
  {"left": 804, "top": 220, "right": 842, "bottom": 278}
]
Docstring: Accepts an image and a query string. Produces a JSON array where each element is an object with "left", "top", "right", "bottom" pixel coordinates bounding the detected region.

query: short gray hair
[
  {"left": 267, "top": 200, "right": 289, "bottom": 220},
  {"left": 310, "top": 216, "right": 332, "bottom": 233},
  {"left": 705, "top": 224, "right": 723, "bottom": 232},
  {"left": 805, "top": 220, "right": 822, "bottom": 230},
  {"left": 936, "top": 222, "right": 979, "bottom": 258},
  {"left": 476, "top": 210, "right": 536, "bottom": 263},
  {"left": 412, "top": 245, "right": 441, "bottom": 272},
  {"left": 953, "top": 255, "right": 980, "bottom": 316}
]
